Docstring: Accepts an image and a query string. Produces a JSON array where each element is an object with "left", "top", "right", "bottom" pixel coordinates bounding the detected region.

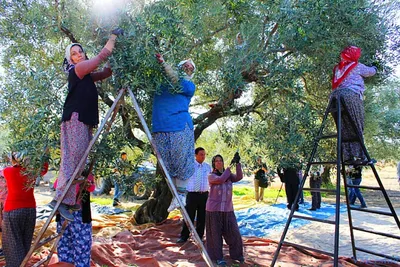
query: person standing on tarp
[
  {"left": 206, "top": 153, "right": 244, "bottom": 266},
  {"left": 177, "top": 147, "right": 211, "bottom": 243},
  {"left": 277, "top": 156, "right": 301, "bottom": 211},
  {"left": 2, "top": 152, "right": 48, "bottom": 267},
  {"left": 54, "top": 173, "right": 96, "bottom": 267},
  {"left": 349, "top": 165, "right": 367, "bottom": 208},
  {"left": 153, "top": 54, "right": 196, "bottom": 212},
  {"left": 254, "top": 156, "right": 268, "bottom": 202},
  {"left": 112, "top": 152, "right": 131, "bottom": 207},
  {"left": 309, "top": 166, "right": 323, "bottom": 211}
]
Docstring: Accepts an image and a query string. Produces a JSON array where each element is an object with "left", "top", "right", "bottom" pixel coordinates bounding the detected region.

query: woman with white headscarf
[
  {"left": 49, "top": 28, "right": 123, "bottom": 221},
  {"left": 154, "top": 54, "right": 196, "bottom": 212}
]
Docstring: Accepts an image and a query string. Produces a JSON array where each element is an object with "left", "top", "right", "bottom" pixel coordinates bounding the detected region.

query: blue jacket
[{"left": 152, "top": 79, "right": 195, "bottom": 133}]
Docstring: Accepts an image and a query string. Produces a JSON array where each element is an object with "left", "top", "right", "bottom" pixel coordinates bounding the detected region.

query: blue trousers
[
  {"left": 113, "top": 179, "right": 124, "bottom": 201},
  {"left": 349, "top": 178, "right": 366, "bottom": 206}
]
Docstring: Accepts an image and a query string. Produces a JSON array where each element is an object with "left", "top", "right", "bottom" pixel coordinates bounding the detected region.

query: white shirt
[{"left": 186, "top": 160, "right": 212, "bottom": 192}]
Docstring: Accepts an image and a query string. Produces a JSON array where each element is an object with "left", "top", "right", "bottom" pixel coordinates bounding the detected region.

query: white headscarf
[
  {"left": 62, "top": 43, "right": 84, "bottom": 73},
  {"left": 178, "top": 59, "right": 196, "bottom": 79}
]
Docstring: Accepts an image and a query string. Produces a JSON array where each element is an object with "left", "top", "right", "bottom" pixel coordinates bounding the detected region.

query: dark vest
[{"left": 62, "top": 68, "right": 99, "bottom": 126}]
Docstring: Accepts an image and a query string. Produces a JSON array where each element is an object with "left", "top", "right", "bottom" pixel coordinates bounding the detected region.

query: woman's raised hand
[
  {"left": 111, "top": 28, "right": 124, "bottom": 36},
  {"left": 155, "top": 53, "right": 165, "bottom": 64}
]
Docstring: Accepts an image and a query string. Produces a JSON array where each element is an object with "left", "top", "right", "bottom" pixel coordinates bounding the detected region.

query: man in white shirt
[{"left": 177, "top": 147, "right": 212, "bottom": 243}]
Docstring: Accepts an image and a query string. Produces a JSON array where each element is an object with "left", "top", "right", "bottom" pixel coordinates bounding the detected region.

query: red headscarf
[{"left": 332, "top": 46, "right": 361, "bottom": 90}]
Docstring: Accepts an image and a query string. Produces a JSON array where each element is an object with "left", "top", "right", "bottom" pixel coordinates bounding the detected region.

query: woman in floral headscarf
[
  {"left": 330, "top": 46, "right": 377, "bottom": 164},
  {"left": 49, "top": 28, "right": 123, "bottom": 221}
]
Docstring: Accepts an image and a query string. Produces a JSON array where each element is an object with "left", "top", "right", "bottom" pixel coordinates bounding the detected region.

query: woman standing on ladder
[
  {"left": 330, "top": 46, "right": 377, "bottom": 164},
  {"left": 154, "top": 54, "right": 196, "bottom": 212},
  {"left": 50, "top": 28, "right": 123, "bottom": 221}
]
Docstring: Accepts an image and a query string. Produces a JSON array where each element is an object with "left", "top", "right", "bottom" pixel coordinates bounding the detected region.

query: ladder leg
[
  {"left": 340, "top": 97, "right": 400, "bottom": 229},
  {"left": 333, "top": 98, "right": 342, "bottom": 267},
  {"left": 22, "top": 89, "right": 126, "bottom": 266},
  {"left": 341, "top": 159, "right": 358, "bottom": 262},
  {"left": 270, "top": 98, "right": 334, "bottom": 267},
  {"left": 127, "top": 88, "right": 214, "bottom": 267}
]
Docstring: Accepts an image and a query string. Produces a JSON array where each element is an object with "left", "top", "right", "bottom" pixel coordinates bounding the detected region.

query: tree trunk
[
  {"left": 133, "top": 168, "right": 173, "bottom": 224},
  {"left": 321, "top": 166, "right": 332, "bottom": 186}
]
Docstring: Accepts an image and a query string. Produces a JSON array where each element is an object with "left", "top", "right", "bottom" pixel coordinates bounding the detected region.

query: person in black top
[
  {"left": 309, "top": 166, "right": 323, "bottom": 211},
  {"left": 349, "top": 165, "right": 367, "bottom": 208},
  {"left": 277, "top": 156, "right": 301, "bottom": 210},
  {"left": 254, "top": 156, "right": 268, "bottom": 202},
  {"left": 49, "top": 28, "right": 123, "bottom": 221}
]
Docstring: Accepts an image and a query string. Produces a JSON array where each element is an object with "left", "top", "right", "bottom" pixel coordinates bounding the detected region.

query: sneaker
[
  {"left": 48, "top": 199, "right": 57, "bottom": 209},
  {"left": 216, "top": 259, "right": 227, "bottom": 266},
  {"left": 167, "top": 197, "right": 179, "bottom": 212},
  {"left": 177, "top": 193, "right": 187, "bottom": 207},
  {"left": 58, "top": 203, "right": 74, "bottom": 221},
  {"left": 113, "top": 199, "right": 120, "bottom": 207},
  {"left": 69, "top": 203, "right": 81, "bottom": 211},
  {"left": 360, "top": 205, "right": 367, "bottom": 209}
]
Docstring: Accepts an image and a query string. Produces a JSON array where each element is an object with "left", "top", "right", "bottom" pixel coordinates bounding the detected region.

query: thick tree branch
[
  {"left": 193, "top": 90, "right": 271, "bottom": 140},
  {"left": 188, "top": 23, "right": 231, "bottom": 53},
  {"left": 60, "top": 25, "right": 79, "bottom": 43},
  {"left": 264, "top": 23, "right": 279, "bottom": 50},
  {"left": 97, "top": 87, "right": 148, "bottom": 151}
]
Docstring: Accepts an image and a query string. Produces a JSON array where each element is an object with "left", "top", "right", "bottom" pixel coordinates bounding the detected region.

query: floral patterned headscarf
[{"left": 332, "top": 46, "right": 361, "bottom": 90}]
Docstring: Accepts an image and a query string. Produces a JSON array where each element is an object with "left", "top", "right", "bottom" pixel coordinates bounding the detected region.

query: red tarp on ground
[{"left": 1, "top": 218, "right": 398, "bottom": 267}]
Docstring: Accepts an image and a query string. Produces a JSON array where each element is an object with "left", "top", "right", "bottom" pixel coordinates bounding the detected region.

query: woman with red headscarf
[{"left": 331, "top": 46, "right": 377, "bottom": 164}]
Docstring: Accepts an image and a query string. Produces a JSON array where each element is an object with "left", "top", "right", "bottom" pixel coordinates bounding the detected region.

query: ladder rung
[
  {"left": 347, "top": 184, "right": 381, "bottom": 190},
  {"left": 342, "top": 138, "right": 359, "bottom": 142},
  {"left": 292, "top": 214, "right": 336, "bottom": 225},
  {"left": 350, "top": 207, "right": 393, "bottom": 216},
  {"left": 283, "top": 241, "right": 334, "bottom": 257},
  {"left": 302, "top": 188, "right": 336, "bottom": 193},
  {"left": 35, "top": 233, "right": 62, "bottom": 249},
  {"left": 316, "top": 134, "right": 337, "bottom": 140},
  {"left": 309, "top": 161, "right": 338, "bottom": 165},
  {"left": 355, "top": 246, "right": 400, "bottom": 262},
  {"left": 352, "top": 226, "right": 400, "bottom": 240},
  {"left": 32, "top": 255, "right": 52, "bottom": 267}
]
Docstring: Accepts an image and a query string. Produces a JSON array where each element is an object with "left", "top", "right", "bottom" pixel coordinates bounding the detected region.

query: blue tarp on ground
[{"left": 236, "top": 202, "right": 347, "bottom": 237}]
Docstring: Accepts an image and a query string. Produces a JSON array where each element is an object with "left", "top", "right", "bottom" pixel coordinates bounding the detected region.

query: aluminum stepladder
[
  {"left": 21, "top": 89, "right": 126, "bottom": 267},
  {"left": 126, "top": 88, "right": 214, "bottom": 267},
  {"left": 271, "top": 95, "right": 400, "bottom": 267},
  {"left": 21, "top": 88, "right": 213, "bottom": 267}
]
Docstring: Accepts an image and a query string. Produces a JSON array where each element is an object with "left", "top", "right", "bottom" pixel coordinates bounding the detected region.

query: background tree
[{"left": 0, "top": 0, "right": 399, "bottom": 223}]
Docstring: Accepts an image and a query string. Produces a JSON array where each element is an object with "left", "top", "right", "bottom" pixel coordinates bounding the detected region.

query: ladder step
[
  {"left": 316, "top": 134, "right": 337, "bottom": 140},
  {"left": 292, "top": 214, "right": 336, "bottom": 225},
  {"left": 342, "top": 138, "right": 360, "bottom": 142},
  {"left": 35, "top": 233, "right": 62, "bottom": 249},
  {"left": 355, "top": 247, "right": 400, "bottom": 262},
  {"left": 309, "top": 161, "right": 338, "bottom": 165},
  {"left": 302, "top": 188, "right": 336, "bottom": 193},
  {"left": 352, "top": 226, "right": 400, "bottom": 240},
  {"left": 283, "top": 241, "right": 334, "bottom": 257},
  {"left": 347, "top": 184, "right": 381, "bottom": 190},
  {"left": 32, "top": 255, "right": 52, "bottom": 267},
  {"left": 350, "top": 207, "right": 393, "bottom": 216}
]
